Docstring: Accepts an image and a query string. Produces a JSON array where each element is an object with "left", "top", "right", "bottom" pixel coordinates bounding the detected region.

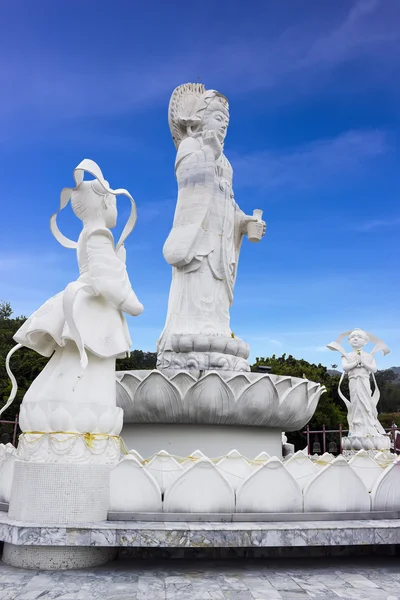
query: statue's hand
[
  {"left": 203, "top": 130, "right": 222, "bottom": 159},
  {"left": 240, "top": 215, "right": 267, "bottom": 237}
]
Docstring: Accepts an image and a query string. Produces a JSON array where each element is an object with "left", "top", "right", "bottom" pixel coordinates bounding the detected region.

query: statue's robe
[
  {"left": 158, "top": 136, "right": 245, "bottom": 357},
  {"left": 342, "top": 351, "right": 386, "bottom": 437}
]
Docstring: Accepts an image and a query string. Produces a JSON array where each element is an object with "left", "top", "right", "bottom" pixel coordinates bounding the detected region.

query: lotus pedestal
[{"left": 116, "top": 370, "right": 326, "bottom": 459}]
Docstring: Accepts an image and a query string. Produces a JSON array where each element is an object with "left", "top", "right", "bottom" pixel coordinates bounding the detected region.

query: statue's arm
[
  {"left": 87, "top": 231, "right": 143, "bottom": 316},
  {"left": 362, "top": 353, "right": 377, "bottom": 373},
  {"left": 163, "top": 137, "right": 215, "bottom": 268},
  {"left": 175, "top": 136, "right": 215, "bottom": 175}
]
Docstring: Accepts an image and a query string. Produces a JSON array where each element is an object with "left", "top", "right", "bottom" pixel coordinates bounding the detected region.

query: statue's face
[
  {"left": 349, "top": 331, "right": 367, "bottom": 350},
  {"left": 104, "top": 194, "right": 117, "bottom": 229},
  {"left": 202, "top": 98, "right": 229, "bottom": 142}
]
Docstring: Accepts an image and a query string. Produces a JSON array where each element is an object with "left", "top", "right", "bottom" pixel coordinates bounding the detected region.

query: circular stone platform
[{"left": 121, "top": 424, "right": 282, "bottom": 458}]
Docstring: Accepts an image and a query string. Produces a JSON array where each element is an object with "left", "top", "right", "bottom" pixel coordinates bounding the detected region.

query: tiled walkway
[{"left": 1, "top": 556, "right": 400, "bottom": 599}]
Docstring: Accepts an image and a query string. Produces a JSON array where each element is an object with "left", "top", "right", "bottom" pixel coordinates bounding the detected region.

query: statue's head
[
  {"left": 71, "top": 180, "right": 117, "bottom": 229},
  {"left": 51, "top": 159, "right": 137, "bottom": 251},
  {"left": 196, "top": 92, "right": 229, "bottom": 143},
  {"left": 348, "top": 329, "right": 369, "bottom": 349},
  {"left": 168, "top": 83, "right": 229, "bottom": 148}
]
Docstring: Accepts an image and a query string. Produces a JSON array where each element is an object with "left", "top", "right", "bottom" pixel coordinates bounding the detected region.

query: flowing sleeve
[
  {"left": 87, "top": 230, "right": 143, "bottom": 316},
  {"left": 163, "top": 137, "right": 216, "bottom": 267}
]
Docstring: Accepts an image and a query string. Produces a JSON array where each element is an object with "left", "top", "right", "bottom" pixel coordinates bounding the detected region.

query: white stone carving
[
  {"left": 236, "top": 457, "right": 302, "bottom": 513},
  {"left": 9, "top": 462, "right": 110, "bottom": 523},
  {"left": 128, "top": 449, "right": 144, "bottom": 463},
  {"left": 16, "top": 432, "right": 121, "bottom": 465},
  {"left": 109, "top": 456, "right": 162, "bottom": 512},
  {"left": 181, "top": 449, "right": 206, "bottom": 470},
  {"left": 371, "top": 461, "right": 400, "bottom": 511},
  {"left": 348, "top": 450, "right": 383, "bottom": 493},
  {"left": 314, "top": 453, "right": 335, "bottom": 469},
  {"left": 374, "top": 451, "right": 395, "bottom": 468},
  {"left": 116, "top": 370, "right": 326, "bottom": 431},
  {"left": 145, "top": 450, "right": 183, "bottom": 494},
  {"left": 164, "top": 458, "right": 235, "bottom": 513},
  {"left": 157, "top": 83, "right": 266, "bottom": 373},
  {"left": 284, "top": 451, "right": 318, "bottom": 492},
  {"left": 303, "top": 456, "right": 371, "bottom": 512},
  {"left": 0, "top": 443, "right": 13, "bottom": 468},
  {"left": 327, "top": 329, "right": 391, "bottom": 451},
  {"left": 216, "top": 449, "right": 253, "bottom": 492},
  {"left": 251, "top": 451, "right": 271, "bottom": 469},
  {"left": 2, "top": 160, "right": 143, "bottom": 464},
  {"left": 0, "top": 446, "right": 17, "bottom": 503}
]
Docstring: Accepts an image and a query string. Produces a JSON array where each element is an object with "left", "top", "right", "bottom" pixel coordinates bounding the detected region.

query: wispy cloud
[
  {"left": 355, "top": 216, "right": 400, "bottom": 232},
  {"left": 232, "top": 129, "right": 388, "bottom": 191},
  {"left": 1, "top": 0, "right": 399, "bottom": 132}
]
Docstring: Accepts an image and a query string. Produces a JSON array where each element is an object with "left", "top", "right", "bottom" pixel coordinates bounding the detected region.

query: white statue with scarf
[
  {"left": 2, "top": 160, "right": 143, "bottom": 463},
  {"left": 327, "top": 329, "right": 391, "bottom": 451}
]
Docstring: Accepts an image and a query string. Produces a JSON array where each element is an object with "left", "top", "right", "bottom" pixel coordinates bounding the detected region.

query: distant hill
[{"left": 328, "top": 366, "right": 400, "bottom": 379}]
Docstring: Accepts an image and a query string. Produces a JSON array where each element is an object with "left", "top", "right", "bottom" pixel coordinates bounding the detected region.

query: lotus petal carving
[
  {"left": 274, "top": 381, "right": 309, "bottom": 429},
  {"left": 133, "top": 371, "right": 182, "bottom": 423},
  {"left": 116, "top": 369, "right": 325, "bottom": 430},
  {"left": 19, "top": 401, "right": 122, "bottom": 435},
  {"left": 184, "top": 372, "right": 235, "bottom": 424},
  {"left": 234, "top": 376, "right": 279, "bottom": 426}
]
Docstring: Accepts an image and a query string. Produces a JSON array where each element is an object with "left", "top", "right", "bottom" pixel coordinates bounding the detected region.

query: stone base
[
  {"left": 9, "top": 461, "right": 111, "bottom": 524},
  {"left": 2, "top": 511, "right": 400, "bottom": 551},
  {"left": 2, "top": 543, "right": 116, "bottom": 570},
  {"left": 158, "top": 350, "right": 250, "bottom": 372},
  {"left": 120, "top": 424, "right": 283, "bottom": 458},
  {"left": 342, "top": 435, "right": 391, "bottom": 452}
]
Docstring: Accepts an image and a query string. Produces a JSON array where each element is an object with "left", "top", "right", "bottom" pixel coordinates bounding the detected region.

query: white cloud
[
  {"left": 1, "top": 0, "right": 399, "bottom": 133},
  {"left": 355, "top": 216, "right": 400, "bottom": 232},
  {"left": 232, "top": 129, "right": 388, "bottom": 191}
]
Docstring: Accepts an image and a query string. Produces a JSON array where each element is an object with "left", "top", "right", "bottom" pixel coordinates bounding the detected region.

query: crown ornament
[{"left": 168, "top": 83, "right": 228, "bottom": 149}]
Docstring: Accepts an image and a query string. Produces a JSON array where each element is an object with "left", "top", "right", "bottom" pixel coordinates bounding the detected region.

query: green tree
[
  {"left": 116, "top": 350, "right": 157, "bottom": 371},
  {"left": 0, "top": 301, "right": 13, "bottom": 319},
  {"left": 253, "top": 354, "right": 347, "bottom": 448}
]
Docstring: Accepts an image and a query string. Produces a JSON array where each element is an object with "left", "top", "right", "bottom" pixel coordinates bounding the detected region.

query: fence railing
[
  {"left": 303, "top": 423, "right": 400, "bottom": 455},
  {"left": 0, "top": 416, "right": 19, "bottom": 446}
]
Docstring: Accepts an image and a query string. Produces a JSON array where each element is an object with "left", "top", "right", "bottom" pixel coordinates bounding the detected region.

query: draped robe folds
[
  {"left": 13, "top": 227, "right": 140, "bottom": 407},
  {"left": 158, "top": 136, "right": 245, "bottom": 358},
  {"left": 341, "top": 351, "right": 386, "bottom": 437}
]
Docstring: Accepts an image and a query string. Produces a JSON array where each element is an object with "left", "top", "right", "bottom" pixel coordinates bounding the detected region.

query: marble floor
[{"left": 1, "top": 556, "right": 400, "bottom": 600}]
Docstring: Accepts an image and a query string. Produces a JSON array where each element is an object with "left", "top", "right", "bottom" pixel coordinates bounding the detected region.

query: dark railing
[
  {"left": 303, "top": 423, "right": 400, "bottom": 455},
  {"left": 0, "top": 416, "right": 19, "bottom": 446}
]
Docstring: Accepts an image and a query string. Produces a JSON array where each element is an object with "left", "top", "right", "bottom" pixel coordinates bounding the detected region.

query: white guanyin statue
[
  {"left": 327, "top": 329, "right": 391, "bottom": 451},
  {"left": 157, "top": 83, "right": 266, "bottom": 372},
  {"left": 2, "top": 159, "right": 143, "bottom": 463}
]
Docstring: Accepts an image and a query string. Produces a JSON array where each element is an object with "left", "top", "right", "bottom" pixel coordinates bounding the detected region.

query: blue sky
[{"left": 0, "top": 0, "right": 399, "bottom": 369}]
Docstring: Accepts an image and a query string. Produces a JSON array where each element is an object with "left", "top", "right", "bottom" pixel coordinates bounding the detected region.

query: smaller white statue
[
  {"left": 2, "top": 160, "right": 143, "bottom": 462},
  {"left": 327, "top": 329, "right": 390, "bottom": 450}
]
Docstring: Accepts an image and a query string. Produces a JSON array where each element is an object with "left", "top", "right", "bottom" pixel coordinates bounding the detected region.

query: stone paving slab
[
  {"left": 1, "top": 512, "right": 400, "bottom": 548},
  {"left": 1, "top": 556, "right": 400, "bottom": 599}
]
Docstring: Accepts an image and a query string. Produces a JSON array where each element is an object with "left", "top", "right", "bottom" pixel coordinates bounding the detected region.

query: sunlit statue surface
[
  {"left": 157, "top": 83, "right": 266, "bottom": 372},
  {"left": 327, "top": 329, "right": 391, "bottom": 451},
  {"left": 3, "top": 159, "right": 143, "bottom": 463}
]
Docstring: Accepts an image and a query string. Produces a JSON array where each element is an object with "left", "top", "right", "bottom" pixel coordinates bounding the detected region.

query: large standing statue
[
  {"left": 2, "top": 159, "right": 143, "bottom": 463},
  {"left": 157, "top": 83, "right": 266, "bottom": 372},
  {"left": 327, "top": 329, "right": 391, "bottom": 451}
]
